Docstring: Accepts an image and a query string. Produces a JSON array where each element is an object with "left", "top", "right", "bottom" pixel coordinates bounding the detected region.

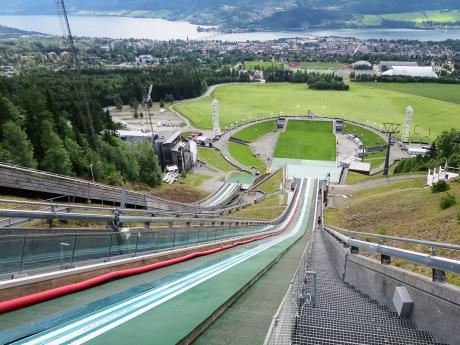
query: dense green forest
[
  {"left": 260, "top": 67, "right": 349, "bottom": 90},
  {"left": 0, "top": 64, "right": 248, "bottom": 186},
  {"left": 395, "top": 130, "right": 460, "bottom": 173}
]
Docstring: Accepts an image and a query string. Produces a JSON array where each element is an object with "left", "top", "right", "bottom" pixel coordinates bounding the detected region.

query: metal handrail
[
  {"left": 327, "top": 225, "right": 460, "bottom": 251},
  {"left": 0, "top": 162, "right": 245, "bottom": 212},
  {"left": 0, "top": 188, "right": 289, "bottom": 229},
  {"left": 0, "top": 209, "right": 272, "bottom": 226},
  {"left": 324, "top": 226, "right": 460, "bottom": 275},
  {"left": 0, "top": 180, "right": 306, "bottom": 281},
  {"left": 0, "top": 198, "right": 243, "bottom": 217}
]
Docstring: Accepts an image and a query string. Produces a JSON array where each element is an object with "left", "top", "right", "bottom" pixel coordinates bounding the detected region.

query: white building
[
  {"left": 116, "top": 130, "right": 153, "bottom": 143},
  {"left": 136, "top": 55, "right": 155, "bottom": 64},
  {"left": 352, "top": 60, "right": 372, "bottom": 69},
  {"left": 378, "top": 61, "right": 418, "bottom": 72},
  {"left": 382, "top": 66, "right": 438, "bottom": 78}
]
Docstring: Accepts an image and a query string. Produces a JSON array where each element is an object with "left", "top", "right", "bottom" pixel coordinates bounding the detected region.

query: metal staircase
[{"left": 292, "top": 230, "right": 446, "bottom": 345}]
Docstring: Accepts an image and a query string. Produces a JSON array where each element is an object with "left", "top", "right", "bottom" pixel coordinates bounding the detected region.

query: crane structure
[{"left": 55, "top": 0, "right": 100, "bottom": 156}]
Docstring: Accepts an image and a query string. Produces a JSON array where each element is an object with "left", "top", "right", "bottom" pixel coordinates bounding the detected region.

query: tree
[
  {"left": 39, "top": 120, "right": 73, "bottom": 175},
  {"left": 159, "top": 99, "right": 165, "bottom": 108},
  {"left": 115, "top": 98, "right": 123, "bottom": 111},
  {"left": 0, "top": 121, "right": 37, "bottom": 168},
  {"left": 135, "top": 141, "right": 162, "bottom": 186},
  {"left": 436, "top": 129, "right": 458, "bottom": 159},
  {"left": 0, "top": 95, "right": 21, "bottom": 126},
  {"left": 64, "top": 137, "right": 90, "bottom": 177},
  {"left": 129, "top": 98, "right": 139, "bottom": 111},
  {"left": 427, "top": 142, "right": 438, "bottom": 160},
  {"left": 41, "top": 146, "right": 73, "bottom": 175},
  {"left": 165, "top": 93, "right": 174, "bottom": 103}
]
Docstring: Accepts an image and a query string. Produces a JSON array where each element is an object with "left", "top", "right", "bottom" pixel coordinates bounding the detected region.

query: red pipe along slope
[{"left": 0, "top": 192, "right": 302, "bottom": 314}]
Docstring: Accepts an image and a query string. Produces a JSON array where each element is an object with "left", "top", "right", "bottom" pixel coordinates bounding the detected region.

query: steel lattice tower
[
  {"left": 55, "top": 0, "right": 100, "bottom": 157},
  {"left": 212, "top": 99, "right": 221, "bottom": 137},
  {"left": 402, "top": 106, "right": 414, "bottom": 145}
]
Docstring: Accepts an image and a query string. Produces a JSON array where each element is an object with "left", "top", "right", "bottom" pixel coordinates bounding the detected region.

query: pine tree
[
  {"left": 41, "top": 147, "right": 73, "bottom": 175},
  {"left": 0, "top": 95, "right": 21, "bottom": 126},
  {"left": 0, "top": 121, "right": 37, "bottom": 168},
  {"left": 135, "top": 141, "right": 162, "bottom": 187},
  {"left": 39, "top": 120, "right": 73, "bottom": 175}
]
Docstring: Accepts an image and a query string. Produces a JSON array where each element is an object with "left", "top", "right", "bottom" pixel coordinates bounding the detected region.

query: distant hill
[
  {"left": 2, "top": 0, "right": 460, "bottom": 30},
  {"left": 0, "top": 25, "right": 46, "bottom": 38}
]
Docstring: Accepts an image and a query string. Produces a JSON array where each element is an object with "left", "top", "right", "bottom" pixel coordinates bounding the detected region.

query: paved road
[{"left": 330, "top": 174, "right": 425, "bottom": 195}]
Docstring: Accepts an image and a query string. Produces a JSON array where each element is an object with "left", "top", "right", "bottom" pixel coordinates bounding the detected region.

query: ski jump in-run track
[{"left": 0, "top": 178, "right": 318, "bottom": 345}]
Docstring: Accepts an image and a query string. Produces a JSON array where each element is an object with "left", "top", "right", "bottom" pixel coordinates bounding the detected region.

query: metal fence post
[
  {"left": 155, "top": 231, "right": 159, "bottom": 252},
  {"left": 70, "top": 234, "right": 77, "bottom": 266},
  {"left": 134, "top": 233, "right": 140, "bottom": 256},
  {"left": 107, "top": 234, "right": 113, "bottom": 261},
  {"left": 172, "top": 228, "right": 177, "bottom": 249},
  {"left": 18, "top": 235, "right": 27, "bottom": 274}
]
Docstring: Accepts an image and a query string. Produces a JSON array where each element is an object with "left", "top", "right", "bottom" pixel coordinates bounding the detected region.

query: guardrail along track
[
  {"left": 0, "top": 163, "right": 254, "bottom": 213},
  {"left": 324, "top": 226, "right": 460, "bottom": 282},
  {"left": 0, "top": 179, "right": 302, "bottom": 281}
]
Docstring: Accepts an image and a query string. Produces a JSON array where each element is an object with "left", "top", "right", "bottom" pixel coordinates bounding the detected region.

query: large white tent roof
[{"left": 382, "top": 66, "right": 438, "bottom": 78}]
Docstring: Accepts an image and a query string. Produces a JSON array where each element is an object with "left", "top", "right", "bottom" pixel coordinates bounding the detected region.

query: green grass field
[
  {"left": 274, "top": 121, "right": 336, "bottom": 161},
  {"left": 228, "top": 142, "right": 266, "bottom": 173},
  {"left": 362, "top": 82, "right": 460, "bottom": 105},
  {"left": 361, "top": 10, "right": 460, "bottom": 26},
  {"left": 244, "top": 61, "right": 284, "bottom": 70},
  {"left": 197, "top": 147, "right": 237, "bottom": 172},
  {"left": 256, "top": 169, "right": 283, "bottom": 194},
  {"left": 233, "top": 121, "right": 276, "bottom": 142},
  {"left": 364, "top": 151, "right": 387, "bottom": 169},
  {"left": 301, "top": 62, "right": 344, "bottom": 69},
  {"left": 228, "top": 194, "right": 287, "bottom": 220},
  {"left": 342, "top": 123, "right": 386, "bottom": 147},
  {"left": 175, "top": 83, "right": 460, "bottom": 140}
]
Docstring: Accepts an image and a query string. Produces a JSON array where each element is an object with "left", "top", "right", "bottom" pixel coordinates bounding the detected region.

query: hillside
[
  {"left": 2, "top": 1, "right": 460, "bottom": 30},
  {"left": 325, "top": 179, "right": 460, "bottom": 283}
]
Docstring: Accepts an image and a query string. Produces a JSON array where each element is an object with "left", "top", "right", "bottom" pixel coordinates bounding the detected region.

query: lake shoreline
[
  {"left": 1, "top": 15, "right": 460, "bottom": 42},
  {"left": 2, "top": 12, "right": 459, "bottom": 32}
]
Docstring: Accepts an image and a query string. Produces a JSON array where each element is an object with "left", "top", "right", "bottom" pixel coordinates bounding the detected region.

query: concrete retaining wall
[{"left": 322, "top": 230, "right": 460, "bottom": 345}]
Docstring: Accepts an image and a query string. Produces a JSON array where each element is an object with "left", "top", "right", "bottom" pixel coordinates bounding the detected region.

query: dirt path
[
  {"left": 192, "top": 165, "right": 225, "bottom": 193},
  {"left": 330, "top": 174, "right": 425, "bottom": 196},
  {"left": 251, "top": 131, "right": 280, "bottom": 169}
]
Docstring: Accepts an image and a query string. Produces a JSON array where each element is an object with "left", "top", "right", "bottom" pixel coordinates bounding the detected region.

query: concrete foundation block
[{"left": 392, "top": 286, "right": 413, "bottom": 318}]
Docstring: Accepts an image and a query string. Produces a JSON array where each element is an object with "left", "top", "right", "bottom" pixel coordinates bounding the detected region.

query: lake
[{"left": 1, "top": 15, "right": 460, "bottom": 42}]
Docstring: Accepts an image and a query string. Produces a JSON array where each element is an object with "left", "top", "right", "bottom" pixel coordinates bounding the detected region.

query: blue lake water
[{"left": 1, "top": 15, "right": 460, "bottom": 41}]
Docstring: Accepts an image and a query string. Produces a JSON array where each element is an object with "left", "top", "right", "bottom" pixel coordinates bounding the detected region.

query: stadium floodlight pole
[{"left": 382, "top": 122, "right": 400, "bottom": 176}]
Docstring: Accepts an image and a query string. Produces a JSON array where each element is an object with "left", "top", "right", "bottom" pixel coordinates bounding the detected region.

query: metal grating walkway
[{"left": 291, "top": 229, "right": 446, "bottom": 345}]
